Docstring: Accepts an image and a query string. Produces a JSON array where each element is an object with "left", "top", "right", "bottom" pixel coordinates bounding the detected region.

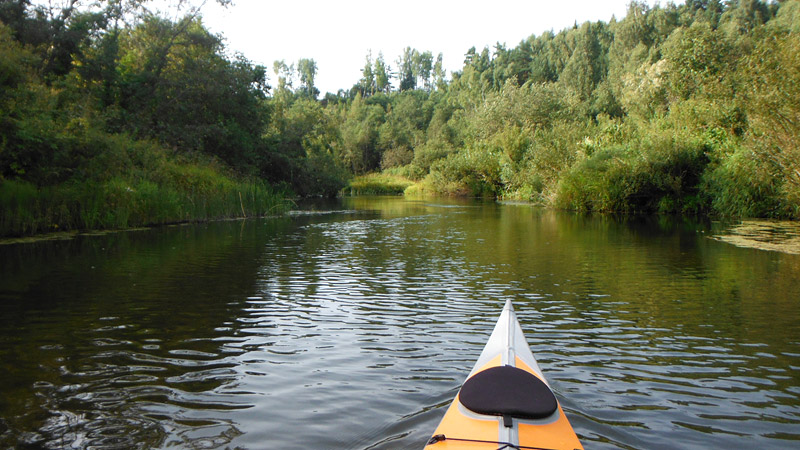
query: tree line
[
  {"left": 329, "top": 0, "right": 799, "bottom": 217},
  {"left": 1, "top": 0, "right": 799, "bottom": 237}
]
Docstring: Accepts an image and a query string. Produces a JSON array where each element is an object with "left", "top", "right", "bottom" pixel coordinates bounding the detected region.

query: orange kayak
[{"left": 425, "top": 300, "right": 583, "bottom": 450}]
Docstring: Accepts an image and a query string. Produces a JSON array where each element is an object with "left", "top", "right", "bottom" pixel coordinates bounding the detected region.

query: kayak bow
[{"left": 425, "top": 300, "right": 583, "bottom": 450}]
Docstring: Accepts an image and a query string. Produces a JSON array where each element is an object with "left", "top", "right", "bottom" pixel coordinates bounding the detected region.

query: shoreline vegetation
[
  {"left": 2, "top": 1, "right": 800, "bottom": 238},
  {"left": 0, "top": 174, "right": 290, "bottom": 237},
  {"left": 345, "top": 173, "right": 414, "bottom": 196}
]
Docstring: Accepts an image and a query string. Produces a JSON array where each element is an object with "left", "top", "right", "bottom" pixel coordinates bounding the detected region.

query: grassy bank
[
  {"left": 0, "top": 140, "right": 291, "bottom": 237},
  {"left": 0, "top": 177, "right": 289, "bottom": 237},
  {"left": 0, "top": 178, "right": 288, "bottom": 237},
  {"left": 345, "top": 173, "right": 415, "bottom": 196}
]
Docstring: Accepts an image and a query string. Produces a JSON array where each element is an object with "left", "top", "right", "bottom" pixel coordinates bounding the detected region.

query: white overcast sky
[{"left": 181, "top": 0, "right": 678, "bottom": 95}]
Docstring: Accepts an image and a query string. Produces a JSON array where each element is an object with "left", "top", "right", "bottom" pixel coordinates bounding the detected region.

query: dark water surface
[{"left": 1, "top": 197, "right": 799, "bottom": 449}]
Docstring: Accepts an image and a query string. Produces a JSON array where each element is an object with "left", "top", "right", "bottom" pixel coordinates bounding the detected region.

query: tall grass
[
  {"left": 345, "top": 173, "right": 414, "bottom": 195},
  {"left": 0, "top": 173, "right": 289, "bottom": 238}
]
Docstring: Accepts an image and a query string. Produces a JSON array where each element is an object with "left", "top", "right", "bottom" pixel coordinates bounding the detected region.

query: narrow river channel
[{"left": 1, "top": 197, "right": 798, "bottom": 449}]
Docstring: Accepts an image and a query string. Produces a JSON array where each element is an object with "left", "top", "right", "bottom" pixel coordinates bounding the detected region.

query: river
[{"left": 1, "top": 197, "right": 798, "bottom": 449}]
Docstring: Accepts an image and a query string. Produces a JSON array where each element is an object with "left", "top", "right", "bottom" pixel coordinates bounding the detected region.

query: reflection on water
[
  {"left": 713, "top": 220, "right": 800, "bottom": 255},
  {"left": 1, "top": 197, "right": 799, "bottom": 449}
]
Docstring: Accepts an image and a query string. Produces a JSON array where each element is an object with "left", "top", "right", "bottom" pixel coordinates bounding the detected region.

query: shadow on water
[
  {"left": 1, "top": 197, "right": 799, "bottom": 449},
  {"left": 0, "top": 219, "right": 293, "bottom": 449}
]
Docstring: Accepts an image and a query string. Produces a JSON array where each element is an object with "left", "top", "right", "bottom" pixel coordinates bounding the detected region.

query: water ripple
[{"left": 1, "top": 200, "right": 799, "bottom": 449}]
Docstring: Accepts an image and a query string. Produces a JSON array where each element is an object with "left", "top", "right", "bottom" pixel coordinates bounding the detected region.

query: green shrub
[
  {"left": 555, "top": 130, "right": 710, "bottom": 214},
  {"left": 429, "top": 147, "right": 503, "bottom": 197},
  {"left": 702, "top": 146, "right": 784, "bottom": 218}
]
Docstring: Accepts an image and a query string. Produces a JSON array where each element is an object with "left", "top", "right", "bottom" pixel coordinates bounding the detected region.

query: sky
[{"left": 181, "top": 0, "right": 673, "bottom": 95}]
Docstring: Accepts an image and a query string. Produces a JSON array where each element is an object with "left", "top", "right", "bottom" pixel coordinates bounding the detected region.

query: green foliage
[
  {"left": 701, "top": 146, "right": 783, "bottom": 218},
  {"left": 0, "top": 22, "right": 33, "bottom": 88},
  {"left": 469, "top": 80, "right": 580, "bottom": 138},
  {"left": 555, "top": 132, "right": 709, "bottom": 215},
  {"left": 338, "top": 94, "right": 385, "bottom": 174},
  {"left": 662, "top": 20, "right": 737, "bottom": 101},
  {"left": 265, "top": 98, "right": 348, "bottom": 196},
  {"left": 114, "top": 16, "right": 269, "bottom": 167},
  {"left": 3, "top": 0, "right": 800, "bottom": 236},
  {"left": 347, "top": 0, "right": 798, "bottom": 218},
  {"left": 743, "top": 16, "right": 800, "bottom": 215},
  {"left": 297, "top": 58, "right": 319, "bottom": 99},
  {"left": 429, "top": 146, "right": 503, "bottom": 197},
  {"left": 396, "top": 47, "right": 439, "bottom": 92},
  {"left": 0, "top": 7, "right": 291, "bottom": 237},
  {"left": 559, "top": 22, "right": 609, "bottom": 102}
]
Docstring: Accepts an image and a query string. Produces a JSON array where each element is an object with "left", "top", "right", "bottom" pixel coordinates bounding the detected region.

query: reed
[{"left": 0, "top": 176, "right": 289, "bottom": 238}]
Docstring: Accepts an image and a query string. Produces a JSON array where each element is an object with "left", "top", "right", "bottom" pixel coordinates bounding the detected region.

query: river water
[{"left": 1, "top": 197, "right": 798, "bottom": 449}]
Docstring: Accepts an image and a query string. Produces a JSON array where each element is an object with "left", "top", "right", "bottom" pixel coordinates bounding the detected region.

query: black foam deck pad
[{"left": 459, "top": 365, "right": 558, "bottom": 420}]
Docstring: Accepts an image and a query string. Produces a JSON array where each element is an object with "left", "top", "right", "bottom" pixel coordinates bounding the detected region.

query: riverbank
[
  {"left": 344, "top": 173, "right": 414, "bottom": 196},
  {"left": 0, "top": 178, "right": 289, "bottom": 238},
  {"left": 0, "top": 148, "right": 291, "bottom": 238}
]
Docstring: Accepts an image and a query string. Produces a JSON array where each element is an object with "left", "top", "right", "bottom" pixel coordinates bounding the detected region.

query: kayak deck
[{"left": 425, "top": 300, "right": 583, "bottom": 450}]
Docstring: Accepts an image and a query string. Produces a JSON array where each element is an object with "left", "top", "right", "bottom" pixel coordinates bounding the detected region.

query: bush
[
  {"left": 702, "top": 146, "right": 784, "bottom": 218},
  {"left": 430, "top": 147, "right": 503, "bottom": 197},
  {"left": 555, "top": 129, "right": 710, "bottom": 214}
]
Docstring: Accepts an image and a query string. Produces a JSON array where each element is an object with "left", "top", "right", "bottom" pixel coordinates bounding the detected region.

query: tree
[
  {"left": 378, "top": 91, "right": 432, "bottom": 168},
  {"left": 273, "top": 59, "right": 295, "bottom": 92},
  {"left": 662, "top": 20, "right": 734, "bottom": 100},
  {"left": 358, "top": 51, "right": 375, "bottom": 96},
  {"left": 0, "top": 20, "right": 54, "bottom": 180},
  {"left": 719, "top": 0, "right": 773, "bottom": 35},
  {"left": 433, "top": 53, "right": 447, "bottom": 90},
  {"left": 0, "top": 1, "right": 232, "bottom": 79},
  {"left": 415, "top": 50, "right": 434, "bottom": 91},
  {"left": 114, "top": 16, "right": 269, "bottom": 166},
  {"left": 559, "top": 22, "right": 607, "bottom": 102},
  {"left": 397, "top": 47, "right": 416, "bottom": 91},
  {"left": 526, "top": 31, "right": 559, "bottom": 83},
  {"left": 374, "top": 52, "right": 390, "bottom": 93},
  {"left": 340, "top": 93, "right": 385, "bottom": 173},
  {"left": 297, "top": 57, "right": 319, "bottom": 99},
  {"left": 682, "top": 0, "right": 725, "bottom": 26}
]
